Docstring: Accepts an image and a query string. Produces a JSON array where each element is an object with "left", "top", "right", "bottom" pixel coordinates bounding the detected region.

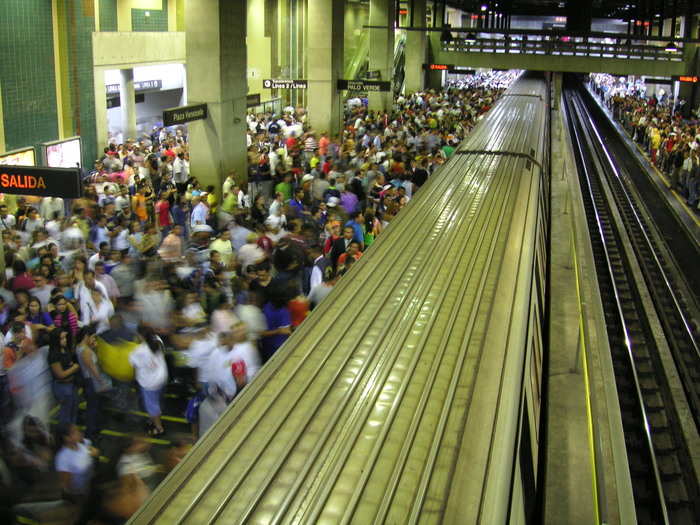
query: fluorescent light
[{"left": 665, "top": 41, "right": 679, "bottom": 52}]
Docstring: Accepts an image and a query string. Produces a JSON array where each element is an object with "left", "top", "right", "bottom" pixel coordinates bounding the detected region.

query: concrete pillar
[
  {"left": 247, "top": 0, "right": 272, "bottom": 105},
  {"left": 405, "top": 0, "right": 426, "bottom": 94},
  {"left": 119, "top": 68, "right": 137, "bottom": 141},
  {"left": 368, "top": 0, "right": 395, "bottom": 111},
  {"left": 307, "top": 0, "right": 344, "bottom": 137},
  {"left": 552, "top": 72, "right": 563, "bottom": 111},
  {"left": 425, "top": 1, "right": 445, "bottom": 91},
  {"left": 185, "top": 0, "right": 248, "bottom": 189}
]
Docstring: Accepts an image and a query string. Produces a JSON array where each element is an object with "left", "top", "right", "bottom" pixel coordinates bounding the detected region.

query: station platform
[
  {"left": 586, "top": 85, "right": 700, "bottom": 249},
  {"left": 544, "top": 97, "right": 635, "bottom": 525}
]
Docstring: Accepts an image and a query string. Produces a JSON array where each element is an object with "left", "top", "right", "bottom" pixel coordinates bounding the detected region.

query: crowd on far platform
[
  {"left": 0, "top": 69, "right": 518, "bottom": 524},
  {"left": 591, "top": 73, "right": 700, "bottom": 210}
]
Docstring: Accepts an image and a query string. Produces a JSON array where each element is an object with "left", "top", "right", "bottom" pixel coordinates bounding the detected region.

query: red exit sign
[{"left": 674, "top": 75, "right": 699, "bottom": 83}]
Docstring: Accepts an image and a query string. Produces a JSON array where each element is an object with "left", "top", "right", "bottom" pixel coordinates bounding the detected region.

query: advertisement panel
[
  {"left": 0, "top": 147, "right": 36, "bottom": 167},
  {"left": 42, "top": 137, "right": 82, "bottom": 169}
]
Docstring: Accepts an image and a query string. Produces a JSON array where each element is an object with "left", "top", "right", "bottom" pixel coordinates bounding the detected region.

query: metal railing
[{"left": 444, "top": 37, "right": 685, "bottom": 62}]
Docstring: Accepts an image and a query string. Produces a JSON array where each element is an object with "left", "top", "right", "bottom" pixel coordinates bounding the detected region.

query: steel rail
[{"left": 565, "top": 89, "right": 670, "bottom": 524}]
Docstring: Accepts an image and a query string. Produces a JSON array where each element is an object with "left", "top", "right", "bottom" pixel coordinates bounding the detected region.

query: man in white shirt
[
  {"left": 39, "top": 197, "right": 64, "bottom": 221},
  {"left": 173, "top": 152, "right": 189, "bottom": 193},
  {"left": 0, "top": 204, "right": 16, "bottom": 231}
]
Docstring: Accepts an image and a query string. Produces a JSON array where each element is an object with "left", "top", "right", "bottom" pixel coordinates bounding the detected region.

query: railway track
[{"left": 564, "top": 85, "right": 700, "bottom": 524}]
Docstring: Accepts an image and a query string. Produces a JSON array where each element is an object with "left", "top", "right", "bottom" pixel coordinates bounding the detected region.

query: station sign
[
  {"left": 247, "top": 93, "right": 261, "bottom": 107},
  {"left": 163, "top": 103, "right": 208, "bottom": 127},
  {"left": 106, "top": 79, "right": 162, "bottom": 95},
  {"left": 337, "top": 79, "right": 391, "bottom": 92},
  {"left": 0, "top": 165, "right": 81, "bottom": 198},
  {"left": 365, "top": 70, "right": 382, "bottom": 79},
  {"left": 263, "top": 79, "right": 308, "bottom": 89},
  {"left": 423, "top": 64, "right": 476, "bottom": 74},
  {"left": 673, "top": 75, "right": 699, "bottom": 83}
]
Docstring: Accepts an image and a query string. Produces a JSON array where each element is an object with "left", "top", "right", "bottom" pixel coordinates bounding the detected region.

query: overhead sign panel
[
  {"left": 423, "top": 64, "right": 476, "bottom": 74},
  {"left": 246, "top": 93, "right": 261, "bottom": 107},
  {"left": 673, "top": 75, "right": 699, "bottom": 83},
  {"left": 0, "top": 165, "right": 81, "bottom": 198},
  {"left": 163, "top": 103, "right": 208, "bottom": 127},
  {"left": 106, "top": 79, "right": 162, "bottom": 94},
  {"left": 262, "top": 79, "right": 308, "bottom": 89},
  {"left": 337, "top": 79, "right": 391, "bottom": 92}
]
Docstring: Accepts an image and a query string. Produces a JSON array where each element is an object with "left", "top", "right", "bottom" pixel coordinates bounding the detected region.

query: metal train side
[
  {"left": 449, "top": 76, "right": 550, "bottom": 524},
  {"left": 129, "top": 77, "right": 550, "bottom": 525}
]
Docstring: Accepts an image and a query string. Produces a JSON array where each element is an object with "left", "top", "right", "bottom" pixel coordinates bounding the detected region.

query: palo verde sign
[
  {"left": 0, "top": 165, "right": 81, "bottom": 198},
  {"left": 163, "top": 103, "right": 208, "bottom": 127}
]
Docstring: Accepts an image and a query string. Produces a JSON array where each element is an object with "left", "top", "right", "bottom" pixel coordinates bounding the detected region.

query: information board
[
  {"left": 0, "top": 165, "right": 81, "bottom": 198},
  {"left": 337, "top": 79, "right": 391, "bottom": 92},
  {"left": 262, "top": 79, "right": 308, "bottom": 89},
  {"left": 163, "top": 103, "right": 208, "bottom": 127}
]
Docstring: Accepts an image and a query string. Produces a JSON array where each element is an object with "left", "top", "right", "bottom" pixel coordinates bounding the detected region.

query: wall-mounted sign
[
  {"left": 426, "top": 63, "right": 449, "bottom": 70},
  {"left": 106, "top": 79, "right": 163, "bottom": 94},
  {"left": 673, "top": 75, "right": 699, "bottom": 83},
  {"left": 107, "top": 93, "right": 145, "bottom": 109},
  {"left": 262, "top": 79, "right": 308, "bottom": 89},
  {"left": 163, "top": 103, "right": 208, "bottom": 127},
  {"left": 247, "top": 93, "right": 261, "bottom": 107},
  {"left": 365, "top": 70, "right": 381, "bottom": 79},
  {"left": 337, "top": 79, "right": 391, "bottom": 92},
  {"left": 0, "top": 165, "right": 81, "bottom": 198}
]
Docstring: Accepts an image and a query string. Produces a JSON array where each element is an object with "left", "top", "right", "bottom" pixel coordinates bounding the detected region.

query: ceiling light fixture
[{"left": 665, "top": 41, "right": 679, "bottom": 52}]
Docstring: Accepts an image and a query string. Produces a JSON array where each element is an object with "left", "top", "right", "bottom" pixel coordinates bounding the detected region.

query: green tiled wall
[
  {"left": 99, "top": 0, "right": 118, "bottom": 32},
  {"left": 65, "top": 0, "right": 97, "bottom": 168},
  {"left": 0, "top": 0, "right": 58, "bottom": 152},
  {"left": 132, "top": 0, "right": 168, "bottom": 32}
]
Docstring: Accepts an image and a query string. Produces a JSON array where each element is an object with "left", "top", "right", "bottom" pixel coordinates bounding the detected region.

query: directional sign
[
  {"left": 106, "top": 79, "right": 163, "bottom": 94},
  {"left": 246, "top": 93, "right": 261, "bottom": 107},
  {"left": 337, "top": 79, "right": 391, "bottom": 92},
  {"left": 0, "top": 165, "right": 81, "bottom": 198},
  {"left": 673, "top": 75, "right": 699, "bottom": 83},
  {"left": 163, "top": 103, "right": 208, "bottom": 127},
  {"left": 262, "top": 79, "right": 308, "bottom": 89}
]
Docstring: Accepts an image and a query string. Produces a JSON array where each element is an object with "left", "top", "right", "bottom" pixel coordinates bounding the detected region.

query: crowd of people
[
  {"left": 0, "top": 71, "right": 513, "bottom": 524},
  {"left": 590, "top": 73, "right": 700, "bottom": 211}
]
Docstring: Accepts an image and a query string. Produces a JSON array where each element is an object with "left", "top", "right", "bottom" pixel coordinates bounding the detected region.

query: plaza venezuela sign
[{"left": 0, "top": 165, "right": 81, "bottom": 198}]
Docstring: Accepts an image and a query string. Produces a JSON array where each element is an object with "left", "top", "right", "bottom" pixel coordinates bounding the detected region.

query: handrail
[{"left": 444, "top": 38, "right": 685, "bottom": 62}]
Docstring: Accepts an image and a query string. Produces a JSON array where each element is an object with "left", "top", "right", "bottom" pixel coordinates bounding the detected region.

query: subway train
[{"left": 130, "top": 74, "right": 551, "bottom": 524}]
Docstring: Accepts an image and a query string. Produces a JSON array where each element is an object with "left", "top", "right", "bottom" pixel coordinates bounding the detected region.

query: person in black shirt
[
  {"left": 412, "top": 159, "right": 429, "bottom": 188},
  {"left": 48, "top": 327, "right": 80, "bottom": 426}
]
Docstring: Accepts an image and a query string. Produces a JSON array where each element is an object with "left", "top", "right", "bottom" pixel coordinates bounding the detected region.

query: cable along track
[{"left": 564, "top": 87, "right": 700, "bottom": 524}]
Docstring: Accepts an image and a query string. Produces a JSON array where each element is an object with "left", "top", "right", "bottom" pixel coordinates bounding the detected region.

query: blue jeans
[{"left": 52, "top": 381, "right": 78, "bottom": 426}]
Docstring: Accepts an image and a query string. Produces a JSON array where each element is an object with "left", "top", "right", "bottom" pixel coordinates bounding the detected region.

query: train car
[{"left": 130, "top": 75, "right": 550, "bottom": 524}]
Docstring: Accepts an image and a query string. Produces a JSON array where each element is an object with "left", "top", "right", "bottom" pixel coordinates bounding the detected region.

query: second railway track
[{"left": 564, "top": 81, "right": 700, "bottom": 524}]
